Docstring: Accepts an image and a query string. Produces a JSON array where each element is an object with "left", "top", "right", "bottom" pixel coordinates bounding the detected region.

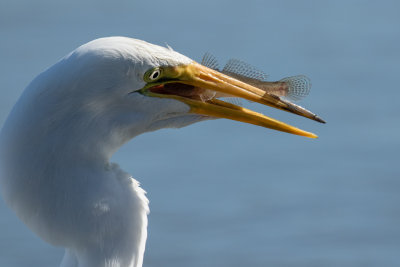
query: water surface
[{"left": 0, "top": 1, "right": 399, "bottom": 266}]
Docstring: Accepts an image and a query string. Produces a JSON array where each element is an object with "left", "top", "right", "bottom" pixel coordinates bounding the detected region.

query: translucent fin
[
  {"left": 200, "top": 56, "right": 312, "bottom": 105},
  {"left": 222, "top": 59, "right": 268, "bottom": 81},
  {"left": 279, "top": 75, "right": 311, "bottom": 101},
  {"left": 201, "top": 52, "right": 220, "bottom": 71},
  {"left": 220, "top": 97, "right": 243, "bottom": 106}
]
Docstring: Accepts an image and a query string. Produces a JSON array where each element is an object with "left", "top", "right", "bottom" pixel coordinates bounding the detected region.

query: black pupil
[{"left": 152, "top": 71, "right": 159, "bottom": 79}]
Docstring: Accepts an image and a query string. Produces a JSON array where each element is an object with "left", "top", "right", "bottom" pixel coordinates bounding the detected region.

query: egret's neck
[{"left": 0, "top": 99, "right": 149, "bottom": 267}]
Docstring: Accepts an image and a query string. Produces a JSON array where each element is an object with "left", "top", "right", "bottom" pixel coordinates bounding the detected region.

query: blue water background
[{"left": 0, "top": 0, "right": 399, "bottom": 266}]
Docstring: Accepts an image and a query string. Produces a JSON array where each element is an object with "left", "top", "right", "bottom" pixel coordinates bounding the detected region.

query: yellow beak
[{"left": 144, "top": 62, "right": 322, "bottom": 138}]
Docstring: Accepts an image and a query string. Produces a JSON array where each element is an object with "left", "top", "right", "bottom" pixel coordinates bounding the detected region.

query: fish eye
[{"left": 144, "top": 68, "right": 162, "bottom": 82}]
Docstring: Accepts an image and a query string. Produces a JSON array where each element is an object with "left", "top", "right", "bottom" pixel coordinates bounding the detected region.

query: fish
[{"left": 201, "top": 53, "right": 325, "bottom": 123}]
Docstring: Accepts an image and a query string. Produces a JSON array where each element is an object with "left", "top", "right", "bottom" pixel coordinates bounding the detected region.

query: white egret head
[
  {"left": 2, "top": 37, "right": 320, "bottom": 163},
  {"left": 0, "top": 37, "right": 323, "bottom": 267}
]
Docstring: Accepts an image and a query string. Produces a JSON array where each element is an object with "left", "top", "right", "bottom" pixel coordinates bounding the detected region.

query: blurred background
[{"left": 0, "top": 0, "right": 399, "bottom": 266}]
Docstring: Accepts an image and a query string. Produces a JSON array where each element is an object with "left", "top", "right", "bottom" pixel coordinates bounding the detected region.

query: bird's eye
[{"left": 144, "top": 68, "right": 163, "bottom": 82}]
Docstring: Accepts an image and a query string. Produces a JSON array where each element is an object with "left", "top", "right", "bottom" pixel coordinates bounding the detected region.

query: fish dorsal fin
[
  {"left": 201, "top": 53, "right": 243, "bottom": 106},
  {"left": 222, "top": 59, "right": 268, "bottom": 81},
  {"left": 201, "top": 55, "right": 311, "bottom": 103},
  {"left": 201, "top": 52, "right": 220, "bottom": 71},
  {"left": 222, "top": 59, "right": 311, "bottom": 101}
]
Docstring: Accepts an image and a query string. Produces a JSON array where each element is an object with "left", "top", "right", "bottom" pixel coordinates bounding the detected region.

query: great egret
[{"left": 0, "top": 37, "right": 323, "bottom": 267}]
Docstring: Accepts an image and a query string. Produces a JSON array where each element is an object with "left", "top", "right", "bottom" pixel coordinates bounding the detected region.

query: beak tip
[
  {"left": 314, "top": 116, "right": 326, "bottom": 124},
  {"left": 304, "top": 132, "right": 318, "bottom": 139}
]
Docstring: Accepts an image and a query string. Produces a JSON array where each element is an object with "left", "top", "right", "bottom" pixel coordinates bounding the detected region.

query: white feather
[{"left": 0, "top": 37, "right": 206, "bottom": 267}]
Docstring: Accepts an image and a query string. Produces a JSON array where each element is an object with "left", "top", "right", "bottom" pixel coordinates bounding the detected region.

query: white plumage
[{"left": 0, "top": 37, "right": 321, "bottom": 267}]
